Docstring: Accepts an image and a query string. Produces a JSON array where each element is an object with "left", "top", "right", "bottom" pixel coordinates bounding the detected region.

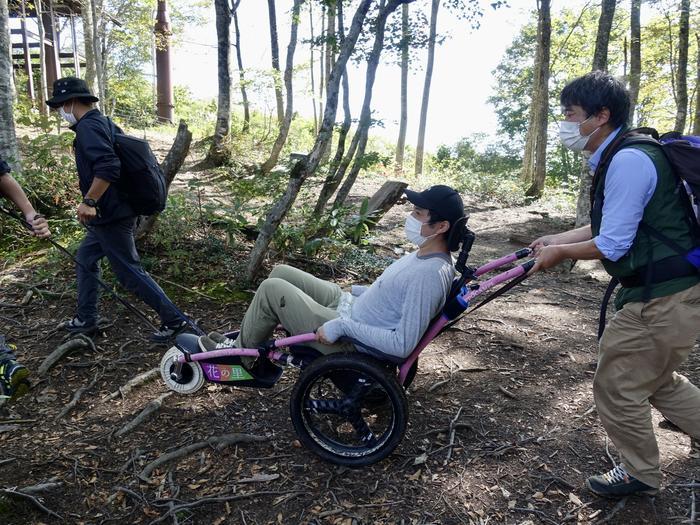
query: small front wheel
[
  {"left": 160, "top": 347, "right": 205, "bottom": 394},
  {"left": 290, "top": 353, "right": 408, "bottom": 467}
]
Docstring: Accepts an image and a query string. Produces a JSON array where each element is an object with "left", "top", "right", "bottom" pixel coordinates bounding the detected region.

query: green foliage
[
  {"left": 173, "top": 86, "right": 217, "bottom": 135},
  {"left": 15, "top": 132, "right": 79, "bottom": 216}
]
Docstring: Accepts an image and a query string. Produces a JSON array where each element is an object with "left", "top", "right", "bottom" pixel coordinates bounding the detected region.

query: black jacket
[
  {"left": 72, "top": 109, "right": 133, "bottom": 225},
  {"left": 0, "top": 155, "right": 10, "bottom": 176}
]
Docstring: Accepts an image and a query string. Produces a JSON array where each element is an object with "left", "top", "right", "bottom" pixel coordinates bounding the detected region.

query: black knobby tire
[
  {"left": 290, "top": 353, "right": 408, "bottom": 467},
  {"left": 402, "top": 359, "right": 418, "bottom": 389}
]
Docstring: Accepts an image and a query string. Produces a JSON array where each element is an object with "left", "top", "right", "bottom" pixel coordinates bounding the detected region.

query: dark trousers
[{"left": 75, "top": 217, "right": 180, "bottom": 326}]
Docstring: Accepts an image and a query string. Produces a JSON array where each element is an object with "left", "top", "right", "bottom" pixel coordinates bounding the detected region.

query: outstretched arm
[{"left": 0, "top": 173, "right": 50, "bottom": 237}]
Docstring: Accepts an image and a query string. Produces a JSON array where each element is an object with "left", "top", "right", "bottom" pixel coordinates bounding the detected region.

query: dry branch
[
  {"left": 139, "top": 433, "right": 266, "bottom": 482},
  {"left": 115, "top": 392, "right": 172, "bottom": 438},
  {"left": 38, "top": 335, "right": 93, "bottom": 376},
  {"left": 149, "top": 490, "right": 303, "bottom": 525},
  {"left": 0, "top": 480, "right": 63, "bottom": 519},
  {"left": 103, "top": 368, "right": 159, "bottom": 401}
]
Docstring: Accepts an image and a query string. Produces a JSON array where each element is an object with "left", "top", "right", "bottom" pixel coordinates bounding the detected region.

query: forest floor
[{"left": 1, "top": 132, "right": 698, "bottom": 525}]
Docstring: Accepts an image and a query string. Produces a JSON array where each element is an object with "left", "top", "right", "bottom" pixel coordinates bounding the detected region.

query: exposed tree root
[
  {"left": 38, "top": 335, "right": 94, "bottom": 376},
  {"left": 103, "top": 368, "right": 159, "bottom": 402},
  {"left": 115, "top": 392, "right": 172, "bottom": 438},
  {"left": 138, "top": 433, "right": 266, "bottom": 482},
  {"left": 55, "top": 374, "right": 99, "bottom": 420}
]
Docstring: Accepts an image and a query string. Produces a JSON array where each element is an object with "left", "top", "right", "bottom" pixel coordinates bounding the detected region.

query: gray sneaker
[{"left": 150, "top": 321, "right": 188, "bottom": 344}]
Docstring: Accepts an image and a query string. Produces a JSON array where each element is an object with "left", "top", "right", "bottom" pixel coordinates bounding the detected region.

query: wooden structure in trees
[{"left": 8, "top": 0, "right": 85, "bottom": 104}]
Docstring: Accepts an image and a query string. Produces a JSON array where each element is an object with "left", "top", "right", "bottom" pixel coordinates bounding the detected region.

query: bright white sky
[{"left": 172, "top": 0, "right": 536, "bottom": 151}]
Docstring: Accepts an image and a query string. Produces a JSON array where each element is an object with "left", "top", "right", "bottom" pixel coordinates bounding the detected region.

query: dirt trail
[{"left": 1, "top": 139, "right": 698, "bottom": 524}]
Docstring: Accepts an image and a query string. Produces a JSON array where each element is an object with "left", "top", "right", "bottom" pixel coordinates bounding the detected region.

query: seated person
[
  {"left": 0, "top": 156, "right": 51, "bottom": 400},
  {"left": 199, "top": 185, "right": 465, "bottom": 361}
]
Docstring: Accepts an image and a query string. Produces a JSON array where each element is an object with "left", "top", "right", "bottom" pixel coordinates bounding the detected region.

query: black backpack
[
  {"left": 107, "top": 119, "right": 167, "bottom": 216},
  {"left": 595, "top": 127, "right": 700, "bottom": 338}
]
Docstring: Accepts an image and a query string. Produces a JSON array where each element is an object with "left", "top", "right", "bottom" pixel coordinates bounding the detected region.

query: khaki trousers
[
  {"left": 595, "top": 282, "right": 700, "bottom": 487},
  {"left": 237, "top": 265, "right": 355, "bottom": 354}
]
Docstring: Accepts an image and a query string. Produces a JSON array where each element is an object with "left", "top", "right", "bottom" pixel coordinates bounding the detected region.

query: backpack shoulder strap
[
  {"left": 105, "top": 116, "right": 117, "bottom": 144},
  {"left": 598, "top": 277, "right": 619, "bottom": 341}
]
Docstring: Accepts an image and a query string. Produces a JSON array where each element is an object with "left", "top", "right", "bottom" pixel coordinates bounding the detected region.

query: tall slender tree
[
  {"left": 592, "top": 0, "right": 616, "bottom": 71},
  {"left": 0, "top": 0, "right": 21, "bottom": 171},
  {"left": 309, "top": 2, "right": 318, "bottom": 134},
  {"left": 674, "top": 0, "right": 690, "bottom": 133},
  {"left": 314, "top": 0, "right": 353, "bottom": 216},
  {"left": 628, "top": 0, "right": 641, "bottom": 125},
  {"left": 524, "top": 0, "right": 551, "bottom": 198},
  {"left": 267, "top": 0, "right": 284, "bottom": 126},
  {"left": 247, "top": 0, "right": 381, "bottom": 280},
  {"left": 232, "top": 0, "right": 250, "bottom": 132},
  {"left": 694, "top": 33, "right": 700, "bottom": 135},
  {"left": 414, "top": 0, "right": 439, "bottom": 176},
  {"left": 208, "top": 0, "right": 233, "bottom": 164},
  {"left": 575, "top": 0, "right": 617, "bottom": 227},
  {"left": 395, "top": 2, "right": 409, "bottom": 175},
  {"left": 261, "top": 0, "right": 304, "bottom": 174}
]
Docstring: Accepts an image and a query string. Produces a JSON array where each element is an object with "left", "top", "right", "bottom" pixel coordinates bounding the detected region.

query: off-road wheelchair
[{"left": 160, "top": 227, "right": 533, "bottom": 466}]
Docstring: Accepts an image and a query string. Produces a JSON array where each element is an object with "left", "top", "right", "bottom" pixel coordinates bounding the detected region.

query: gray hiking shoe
[{"left": 586, "top": 465, "right": 658, "bottom": 498}]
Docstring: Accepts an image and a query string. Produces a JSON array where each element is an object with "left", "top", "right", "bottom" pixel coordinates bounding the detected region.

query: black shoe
[
  {"left": 0, "top": 359, "right": 30, "bottom": 402},
  {"left": 58, "top": 316, "right": 97, "bottom": 335},
  {"left": 151, "top": 321, "right": 188, "bottom": 343},
  {"left": 586, "top": 465, "right": 658, "bottom": 498}
]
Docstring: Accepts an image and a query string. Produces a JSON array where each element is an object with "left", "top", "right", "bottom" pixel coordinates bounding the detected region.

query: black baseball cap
[
  {"left": 46, "top": 77, "right": 99, "bottom": 108},
  {"left": 404, "top": 185, "right": 464, "bottom": 228}
]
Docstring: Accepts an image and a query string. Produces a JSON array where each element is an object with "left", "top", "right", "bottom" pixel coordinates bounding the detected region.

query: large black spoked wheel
[{"left": 290, "top": 354, "right": 408, "bottom": 467}]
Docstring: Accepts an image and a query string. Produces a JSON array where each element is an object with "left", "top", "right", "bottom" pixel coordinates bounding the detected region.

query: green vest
[{"left": 590, "top": 142, "right": 699, "bottom": 308}]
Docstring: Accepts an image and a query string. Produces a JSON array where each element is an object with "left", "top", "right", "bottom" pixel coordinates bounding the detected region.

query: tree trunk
[
  {"left": 414, "top": 0, "right": 439, "bottom": 176},
  {"left": 320, "top": 1, "right": 337, "bottom": 163},
  {"left": 333, "top": 0, "right": 398, "bottom": 209},
  {"left": 309, "top": 2, "right": 318, "bottom": 135},
  {"left": 395, "top": 2, "right": 409, "bottom": 175},
  {"left": 34, "top": 0, "right": 48, "bottom": 115},
  {"left": 136, "top": 120, "right": 193, "bottom": 240},
  {"left": 81, "top": 0, "right": 99, "bottom": 99},
  {"left": 208, "top": 0, "right": 233, "bottom": 165},
  {"left": 246, "top": 0, "right": 377, "bottom": 281},
  {"left": 313, "top": 0, "right": 352, "bottom": 217},
  {"left": 0, "top": 0, "right": 21, "bottom": 171},
  {"left": 674, "top": 0, "right": 690, "bottom": 133},
  {"left": 260, "top": 0, "right": 304, "bottom": 175},
  {"left": 694, "top": 33, "right": 700, "bottom": 135},
  {"left": 592, "top": 0, "right": 616, "bottom": 71},
  {"left": 91, "top": 0, "right": 106, "bottom": 105},
  {"left": 628, "top": 0, "right": 641, "bottom": 125},
  {"left": 267, "top": 0, "right": 284, "bottom": 126},
  {"left": 232, "top": 1, "right": 250, "bottom": 133},
  {"left": 576, "top": 0, "right": 617, "bottom": 227},
  {"left": 525, "top": 0, "right": 551, "bottom": 198},
  {"left": 318, "top": 4, "right": 326, "bottom": 133},
  {"left": 521, "top": 0, "right": 546, "bottom": 186}
]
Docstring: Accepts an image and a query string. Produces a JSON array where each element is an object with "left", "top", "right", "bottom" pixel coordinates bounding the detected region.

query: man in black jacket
[
  {"left": 46, "top": 77, "right": 185, "bottom": 342},
  {"left": 1, "top": 156, "right": 50, "bottom": 400}
]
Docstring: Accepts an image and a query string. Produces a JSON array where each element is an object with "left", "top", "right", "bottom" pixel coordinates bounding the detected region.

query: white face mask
[
  {"left": 559, "top": 116, "right": 599, "bottom": 152},
  {"left": 59, "top": 101, "right": 77, "bottom": 126},
  {"left": 404, "top": 213, "right": 434, "bottom": 247}
]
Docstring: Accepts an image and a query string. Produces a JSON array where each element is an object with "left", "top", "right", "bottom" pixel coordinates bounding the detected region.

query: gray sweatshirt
[{"left": 322, "top": 251, "right": 454, "bottom": 359}]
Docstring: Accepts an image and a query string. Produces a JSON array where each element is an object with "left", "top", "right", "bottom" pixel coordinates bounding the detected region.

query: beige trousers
[
  {"left": 595, "top": 282, "right": 700, "bottom": 487},
  {"left": 237, "top": 265, "right": 355, "bottom": 354}
]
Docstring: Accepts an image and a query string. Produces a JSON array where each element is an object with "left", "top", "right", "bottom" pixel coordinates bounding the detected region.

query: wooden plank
[{"left": 364, "top": 180, "right": 408, "bottom": 229}]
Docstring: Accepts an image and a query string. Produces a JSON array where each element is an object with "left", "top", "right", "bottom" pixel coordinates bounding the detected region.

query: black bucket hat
[
  {"left": 404, "top": 185, "right": 465, "bottom": 228},
  {"left": 46, "top": 77, "right": 99, "bottom": 108}
]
